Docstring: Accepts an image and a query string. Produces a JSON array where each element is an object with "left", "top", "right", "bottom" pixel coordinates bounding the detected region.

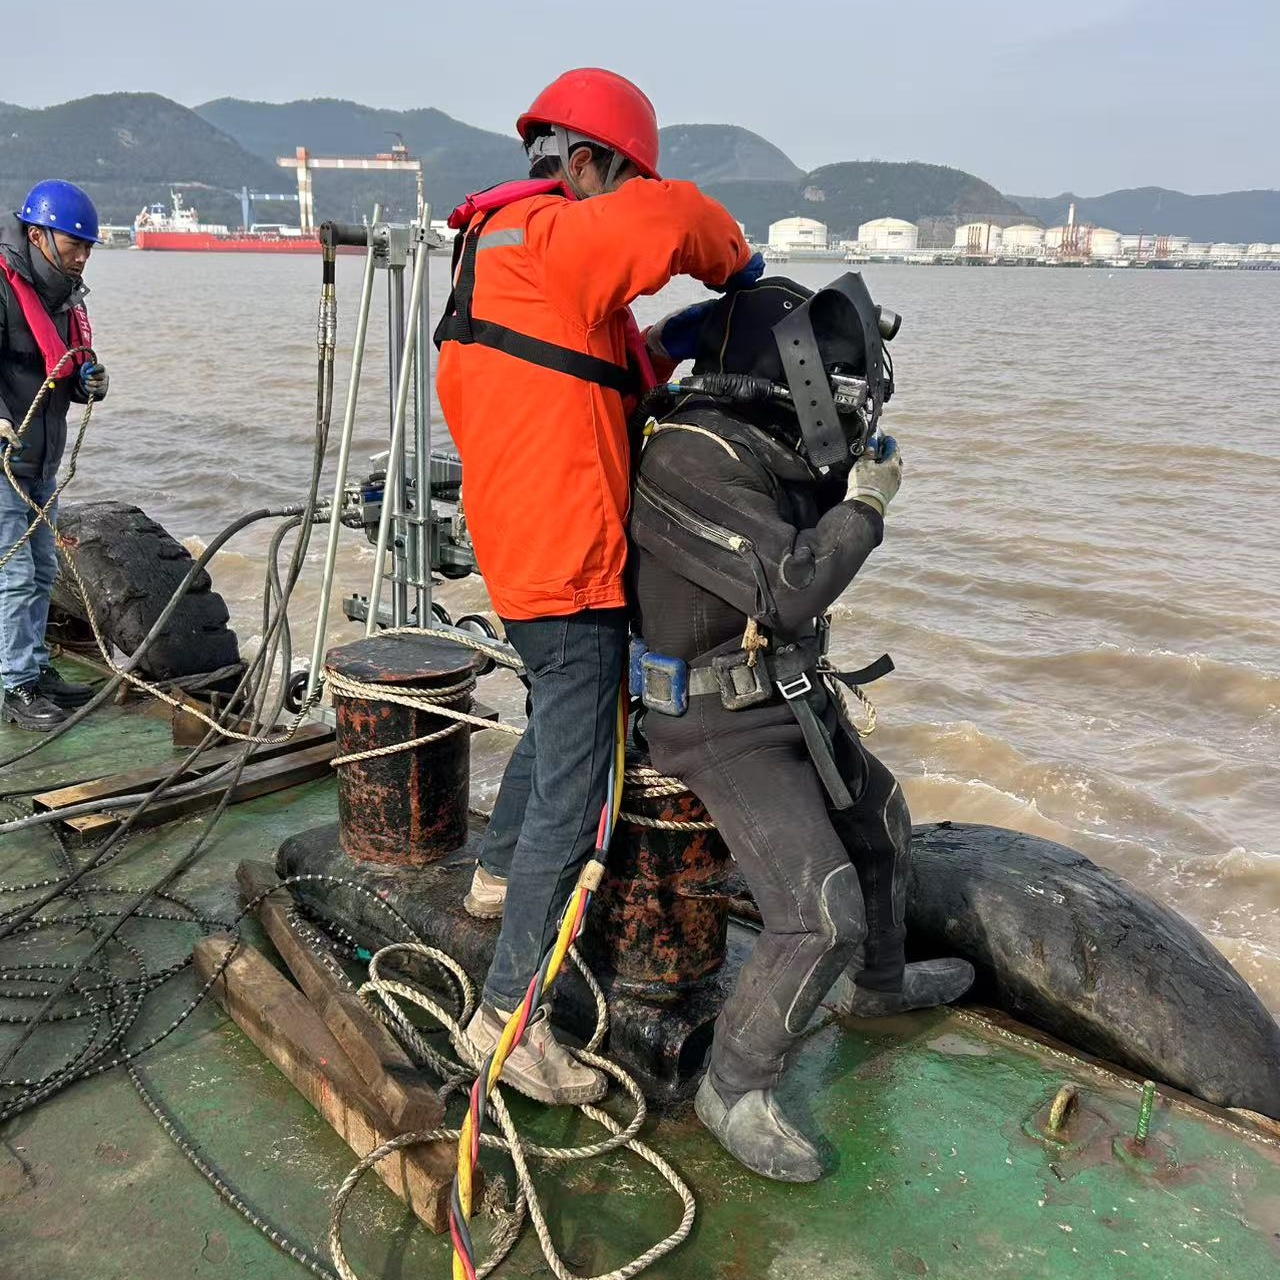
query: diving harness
[{"left": 628, "top": 273, "right": 901, "bottom": 809}]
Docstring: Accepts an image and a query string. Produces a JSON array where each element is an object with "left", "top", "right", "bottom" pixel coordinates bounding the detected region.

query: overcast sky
[{"left": 12, "top": 0, "right": 1277, "bottom": 195}]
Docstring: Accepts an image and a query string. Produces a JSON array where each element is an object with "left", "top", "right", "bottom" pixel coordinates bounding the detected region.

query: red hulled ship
[{"left": 134, "top": 191, "right": 336, "bottom": 254}]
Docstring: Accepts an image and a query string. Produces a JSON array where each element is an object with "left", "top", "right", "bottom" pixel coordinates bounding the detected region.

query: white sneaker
[
  {"left": 464, "top": 1004, "right": 607, "bottom": 1106},
  {"left": 463, "top": 865, "right": 507, "bottom": 919}
]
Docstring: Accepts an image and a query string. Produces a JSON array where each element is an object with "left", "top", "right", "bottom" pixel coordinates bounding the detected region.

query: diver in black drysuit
[{"left": 630, "top": 276, "right": 973, "bottom": 1182}]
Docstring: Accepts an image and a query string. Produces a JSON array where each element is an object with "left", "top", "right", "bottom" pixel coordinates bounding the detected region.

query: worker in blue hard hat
[{"left": 0, "top": 179, "right": 109, "bottom": 730}]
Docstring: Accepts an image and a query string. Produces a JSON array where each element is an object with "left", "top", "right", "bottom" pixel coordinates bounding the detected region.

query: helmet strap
[
  {"left": 30, "top": 226, "right": 65, "bottom": 272},
  {"left": 604, "top": 149, "right": 628, "bottom": 188},
  {"left": 46, "top": 228, "right": 67, "bottom": 271},
  {"left": 549, "top": 125, "right": 626, "bottom": 197},
  {"left": 553, "top": 127, "right": 588, "bottom": 199}
]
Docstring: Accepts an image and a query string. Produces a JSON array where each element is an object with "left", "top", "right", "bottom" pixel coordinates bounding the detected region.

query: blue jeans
[
  {"left": 480, "top": 608, "right": 628, "bottom": 1010},
  {"left": 0, "top": 474, "right": 58, "bottom": 692}
]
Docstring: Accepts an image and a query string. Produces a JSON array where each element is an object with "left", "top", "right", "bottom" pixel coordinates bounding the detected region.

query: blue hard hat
[{"left": 17, "top": 179, "right": 100, "bottom": 244}]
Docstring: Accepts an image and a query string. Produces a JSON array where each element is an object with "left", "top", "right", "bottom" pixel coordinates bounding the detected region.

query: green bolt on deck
[
  {"left": 1135, "top": 1079, "right": 1157, "bottom": 1146},
  {"left": 1046, "top": 1083, "right": 1079, "bottom": 1137}
]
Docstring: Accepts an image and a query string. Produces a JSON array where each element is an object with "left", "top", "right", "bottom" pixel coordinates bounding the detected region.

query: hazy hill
[
  {"left": 2, "top": 93, "right": 1273, "bottom": 243},
  {"left": 195, "top": 98, "right": 1030, "bottom": 239},
  {"left": 194, "top": 97, "right": 521, "bottom": 218},
  {"left": 1009, "top": 187, "right": 1280, "bottom": 244},
  {"left": 658, "top": 124, "right": 805, "bottom": 185},
  {"left": 700, "top": 161, "right": 1028, "bottom": 242},
  {"left": 0, "top": 92, "right": 283, "bottom": 225},
  {"left": 196, "top": 101, "right": 809, "bottom": 213}
]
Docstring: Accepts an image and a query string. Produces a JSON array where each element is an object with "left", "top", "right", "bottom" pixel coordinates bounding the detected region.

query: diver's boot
[
  {"left": 36, "top": 666, "right": 96, "bottom": 708},
  {"left": 829, "top": 958, "right": 975, "bottom": 1017},
  {"left": 463, "top": 865, "right": 507, "bottom": 919},
  {"left": 694, "top": 1073, "right": 824, "bottom": 1183},
  {"left": 464, "top": 1004, "right": 606, "bottom": 1106}
]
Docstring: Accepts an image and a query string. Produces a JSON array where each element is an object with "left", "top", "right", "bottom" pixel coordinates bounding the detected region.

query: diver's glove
[
  {"left": 712, "top": 251, "right": 765, "bottom": 293},
  {"left": 78, "top": 362, "right": 109, "bottom": 398},
  {"left": 846, "top": 435, "right": 902, "bottom": 516},
  {"left": 646, "top": 299, "right": 717, "bottom": 364}
]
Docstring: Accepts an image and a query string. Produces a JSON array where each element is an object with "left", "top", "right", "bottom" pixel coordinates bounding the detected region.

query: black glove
[{"left": 78, "top": 362, "right": 109, "bottom": 398}]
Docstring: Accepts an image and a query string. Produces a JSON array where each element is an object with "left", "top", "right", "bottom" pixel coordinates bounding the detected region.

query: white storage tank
[
  {"left": 768, "top": 217, "right": 829, "bottom": 252},
  {"left": 1165, "top": 236, "right": 1192, "bottom": 255},
  {"left": 1088, "top": 228, "right": 1121, "bottom": 258},
  {"left": 1209, "top": 242, "right": 1245, "bottom": 257},
  {"left": 1187, "top": 243, "right": 1213, "bottom": 257},
  {"left": 954, "top": 222, "right": 1003, "bottom": 252},
  {"left": 1118, "top": 233, "right": 1152, "bottom": 254},
  {"left": 1246, "top": 243, "right": 1272, "bottom": 256},
  {"left": 1000, "top": 224, "right": 1045, "bottom": 252},
  {"left": 857, "top": 217, "right": 919, "bottom": 252},
  {"left": 1044, "top": 225, "right": 1068, "bottom": 250}
]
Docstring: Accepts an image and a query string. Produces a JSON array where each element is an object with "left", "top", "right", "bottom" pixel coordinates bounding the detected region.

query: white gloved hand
[
  {"left": 846, "top": 435, "right": 902, "bottom": 516},
  {"left": 0, "top": 419, "right": 18, "bottom": 449}
]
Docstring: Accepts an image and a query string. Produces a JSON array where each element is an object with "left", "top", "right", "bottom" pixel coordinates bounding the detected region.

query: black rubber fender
[
  {"left": 50, "top": 501, "right": 241, "bottom": 682},
  {"left": 907, "top": 822, "right": 1280, "bottom": 1117}
]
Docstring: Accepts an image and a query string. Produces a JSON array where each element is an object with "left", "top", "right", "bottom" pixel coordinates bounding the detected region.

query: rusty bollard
[
  {"left": 581, "top": 770, "right": 736, "bottom": 998},
  {"left": 326, "top": 634, "right": 482, "bottom": 867}
]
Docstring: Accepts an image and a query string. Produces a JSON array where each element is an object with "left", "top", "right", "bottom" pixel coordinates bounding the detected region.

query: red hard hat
[{"left": 517, "top": 68, "right": 661, "bottom": 180}]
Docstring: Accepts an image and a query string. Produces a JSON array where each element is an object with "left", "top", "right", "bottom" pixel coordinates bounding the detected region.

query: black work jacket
[{"left": 0, "top": 213, "right": 97, "bottom": 481}]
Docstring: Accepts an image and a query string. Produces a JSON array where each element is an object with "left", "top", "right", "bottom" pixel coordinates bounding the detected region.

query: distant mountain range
[
  {"left": 0, "top": 93, "right": 1276, "bottom": 244},
  {"left": 1010, "top": 188, "right": 1280, "bottom": 245}
]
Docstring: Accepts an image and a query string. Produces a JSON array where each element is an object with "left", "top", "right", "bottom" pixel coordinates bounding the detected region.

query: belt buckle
[{"left": 777, "top": 672, "right": 812, "bottom": 700}]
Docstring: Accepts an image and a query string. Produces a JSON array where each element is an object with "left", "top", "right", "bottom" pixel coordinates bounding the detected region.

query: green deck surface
[{"left": 2, "top": 681, "right": 1278, "bottom": 1279}]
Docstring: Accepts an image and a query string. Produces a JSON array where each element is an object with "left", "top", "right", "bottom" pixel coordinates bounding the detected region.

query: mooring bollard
[{"left": 326, "top": 633, "right": 482, "bottom": 866}]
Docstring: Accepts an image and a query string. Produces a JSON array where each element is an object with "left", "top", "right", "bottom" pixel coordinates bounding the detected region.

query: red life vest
[
  {"left": 0, "top": 257, "right": 92, "bottom": 378},
  {"left": 436, "top": 180, "right": 657, "bottom": 399}
]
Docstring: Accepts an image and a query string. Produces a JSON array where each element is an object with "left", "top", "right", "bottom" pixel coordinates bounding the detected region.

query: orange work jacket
[{"left": 436, "top": 178, "right": 749, "bottom": 620}]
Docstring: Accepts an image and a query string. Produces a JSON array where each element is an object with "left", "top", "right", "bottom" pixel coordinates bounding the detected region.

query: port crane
[{"left": 277, "top": 139, "right": 424, "bottom": 233}]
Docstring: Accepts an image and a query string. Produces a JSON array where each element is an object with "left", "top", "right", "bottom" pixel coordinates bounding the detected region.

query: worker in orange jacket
[{"left": 435, "top": 67, "right": 759, "bottom": 1105}]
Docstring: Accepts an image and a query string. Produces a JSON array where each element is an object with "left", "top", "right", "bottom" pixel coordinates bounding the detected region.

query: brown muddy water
[{"left": 69, "top": 251, "right": 1280, "bottom": 1011}]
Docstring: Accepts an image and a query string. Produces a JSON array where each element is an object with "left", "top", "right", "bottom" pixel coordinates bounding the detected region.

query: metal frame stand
[{"left": 302, "top": 213, "right": 513, "bottom": 722}]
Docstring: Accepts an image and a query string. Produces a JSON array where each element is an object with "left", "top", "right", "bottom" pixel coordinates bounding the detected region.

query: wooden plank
[
  {"left": 235, "top": 860, "right": 444, "bottom": 1133},
  {"left": 193, "top": 934, "right": 455, "bottom": 1233},
  {"left": 31, "top": 723, "right": 334, "bottom": 812},
  {"left": 55, "top": 737, "right": 337, "bottom": 845}
]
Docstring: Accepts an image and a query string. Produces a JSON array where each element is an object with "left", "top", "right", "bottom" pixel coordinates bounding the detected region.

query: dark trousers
[
  {"left": 645, "top": 687, "right": 910, "bottom": 1094},
  {"left": 479, "top": 608, "right": 628, "bottom": 1010}
]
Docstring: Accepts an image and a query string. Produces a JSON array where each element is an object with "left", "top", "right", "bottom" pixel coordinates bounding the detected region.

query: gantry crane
[{"left": 277, "top": 140, "right": 424, "bottom": 233}]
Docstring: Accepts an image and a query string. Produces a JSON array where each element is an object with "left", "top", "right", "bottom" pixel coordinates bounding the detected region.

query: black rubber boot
[
  {"left": 830, "top": 958, "right": 976, "bottom": 1017},
  {"left": 37, "top": 666, "right": 95, "bottom": 708},
  {"left": 694, "top": 1073, "right": 824, "bottom": 1183},
  {"left": 2, "top": 682, "right": 69, "bottom": 731}
]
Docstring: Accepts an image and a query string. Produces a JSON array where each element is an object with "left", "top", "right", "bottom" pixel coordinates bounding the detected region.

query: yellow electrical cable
[{"left": 453, "top": 685, "right": 629, "bottom": 1279}]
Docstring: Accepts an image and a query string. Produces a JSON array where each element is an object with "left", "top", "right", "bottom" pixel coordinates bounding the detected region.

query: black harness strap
[
  {"left": 433, "top": 211, "right": 637, "bottom": 397},
  {"left": 825, "top": 653, "right": 895, "bottom": 688}
]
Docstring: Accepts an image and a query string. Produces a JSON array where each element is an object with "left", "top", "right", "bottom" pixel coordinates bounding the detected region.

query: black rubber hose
[
  {"left": 0, "top": 511, "right": 317, "bottom": 1070},
  {"left": 0, "top": 503, "right": 317, "bottom": 773},
  {"left": 0, "top": 521, "right": 318, "bottom": 940},
  {"left": 319, "top": 221, "right": 369, "bottom": 249},
  {"left": 0, "top": 516, "right": 320, "bottom": 835}
]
